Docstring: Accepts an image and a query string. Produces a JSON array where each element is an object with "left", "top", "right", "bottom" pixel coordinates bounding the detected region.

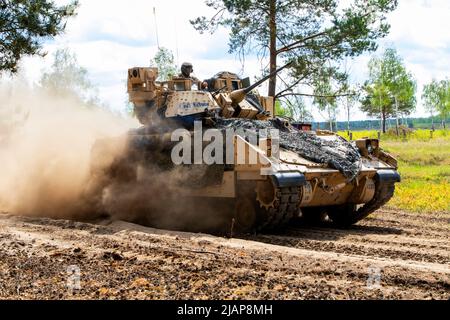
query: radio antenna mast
[
  {"left": 153, "top": 7, "right": 160, "bottom": 49},
  {"left": 174, "top": 16, "right": 180, "bottom": 68}
]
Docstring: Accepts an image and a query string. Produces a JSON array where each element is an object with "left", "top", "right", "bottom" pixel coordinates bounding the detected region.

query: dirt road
[{"left": 0, "top": 209, "right": 448, "bottom": 299}]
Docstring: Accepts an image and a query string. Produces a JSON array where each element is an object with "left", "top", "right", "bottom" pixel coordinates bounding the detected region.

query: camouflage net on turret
[{"left": 214, "top": 118, "right": 362, "bottom": 181}]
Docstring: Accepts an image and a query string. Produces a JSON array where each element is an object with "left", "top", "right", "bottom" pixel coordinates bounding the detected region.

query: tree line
[{"left": 314, "top": 116, "right": 444, "bottom": 132}]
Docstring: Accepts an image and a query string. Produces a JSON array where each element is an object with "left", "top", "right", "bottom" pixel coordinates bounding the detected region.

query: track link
[{"left": 258, "top": 186, "right": 300, "bottom": 231}]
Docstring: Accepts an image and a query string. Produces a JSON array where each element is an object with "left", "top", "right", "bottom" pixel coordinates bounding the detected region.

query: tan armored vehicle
[{"left": 91, "top": 64, "right": 400, "bottom": 233}]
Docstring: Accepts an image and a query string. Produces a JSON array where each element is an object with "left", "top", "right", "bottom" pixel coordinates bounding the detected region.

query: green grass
[{"left": 339, "top": 129, "right": 450, "bottom": 213}]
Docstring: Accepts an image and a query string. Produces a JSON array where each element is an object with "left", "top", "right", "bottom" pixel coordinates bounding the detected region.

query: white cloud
[{"left": 387, "top": 0, "right": 450, "bottom": 49}]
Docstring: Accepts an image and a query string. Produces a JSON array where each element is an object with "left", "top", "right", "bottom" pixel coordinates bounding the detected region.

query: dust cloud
[
  {"left": 0, "top": 83, "right": 136, "bottom": 220},
  {"left": 98, "top": 164, "right": 234, "bottom": 233},
  {"left": 0, "top": 83, "right": 233, "bottom": 233}
]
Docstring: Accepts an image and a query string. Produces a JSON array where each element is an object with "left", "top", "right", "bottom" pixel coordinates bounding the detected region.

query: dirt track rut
[{"left": 0, "top": 209, "right": 448, "bottom": 299}]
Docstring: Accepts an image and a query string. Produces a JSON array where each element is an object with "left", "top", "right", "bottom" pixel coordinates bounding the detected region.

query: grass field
[{"left": 339, "top": 129, "right": 450, "bottom": 213}]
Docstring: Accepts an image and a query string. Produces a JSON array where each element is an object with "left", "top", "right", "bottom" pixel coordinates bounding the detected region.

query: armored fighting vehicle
[{"left": 90, "top": 64, "right": 400, "bottom": 233}]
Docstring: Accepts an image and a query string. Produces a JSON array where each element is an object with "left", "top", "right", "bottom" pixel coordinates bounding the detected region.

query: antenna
[
  {"left": 174, "top": 16, "right": 180, "bottom": 68},
  {"left": 153, "top": 7, "right": 160, "bottom": 49}
]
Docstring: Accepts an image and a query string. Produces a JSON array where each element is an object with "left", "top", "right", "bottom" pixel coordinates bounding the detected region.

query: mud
[{"left": 0, "top": 209, "right": 448, "bottom": 300}]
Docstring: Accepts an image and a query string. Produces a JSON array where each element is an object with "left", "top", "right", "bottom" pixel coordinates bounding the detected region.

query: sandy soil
[{"left": 0, "top": 209, "right": 448, "bottom": 300}]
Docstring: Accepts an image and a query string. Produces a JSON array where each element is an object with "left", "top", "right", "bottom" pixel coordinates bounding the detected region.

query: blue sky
[{"left": 18, "top": 0, "right": 450, "bottom": 121}]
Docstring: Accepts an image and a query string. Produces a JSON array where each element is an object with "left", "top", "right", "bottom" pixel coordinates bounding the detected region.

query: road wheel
[{"left": 234, "top": 196, "right": 258, "bottom": 233}]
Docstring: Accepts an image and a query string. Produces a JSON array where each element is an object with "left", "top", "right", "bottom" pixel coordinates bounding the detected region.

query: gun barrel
[{"left": 243, "top": 62, "right": 292, "bottom": 94}]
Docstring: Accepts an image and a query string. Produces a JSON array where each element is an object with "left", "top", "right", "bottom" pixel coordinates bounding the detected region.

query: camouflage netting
[{"left": 214, "top": 118, "right": 362, "bottom": 181}]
